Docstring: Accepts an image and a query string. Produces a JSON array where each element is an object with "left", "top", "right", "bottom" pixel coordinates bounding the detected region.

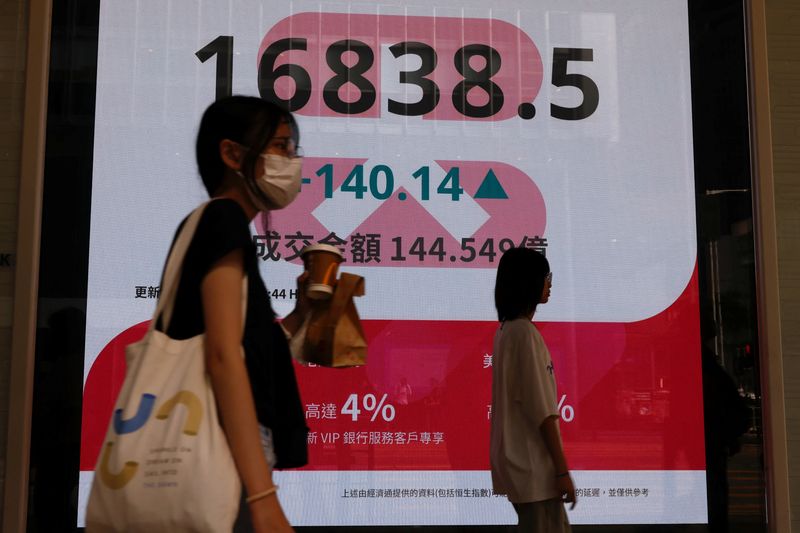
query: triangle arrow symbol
[{"left": 473, "top": 169, "right": 508, "bottom": 199}]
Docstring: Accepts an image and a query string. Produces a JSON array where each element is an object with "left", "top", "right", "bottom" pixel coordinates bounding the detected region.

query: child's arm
[{"left": 540, "top": 415, "right": 576, "bottom": 508}]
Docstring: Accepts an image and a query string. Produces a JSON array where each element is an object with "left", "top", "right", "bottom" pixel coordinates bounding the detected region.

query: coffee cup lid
[{"left": 301, "top": 243, "right": 343, "bottom": 258}]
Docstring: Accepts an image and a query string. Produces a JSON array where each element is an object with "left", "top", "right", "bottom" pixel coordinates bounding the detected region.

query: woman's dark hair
[
  {"left": 494, "top": 247, "right": 550, "bottom": 322},
  {"left": 196, "top": 95, "right": 298, "bottom": 196}
]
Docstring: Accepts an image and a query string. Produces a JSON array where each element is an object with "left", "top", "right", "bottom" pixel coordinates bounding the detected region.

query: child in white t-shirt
[{"left": 490, "top": 248, "right": 575, "bottom": 532}]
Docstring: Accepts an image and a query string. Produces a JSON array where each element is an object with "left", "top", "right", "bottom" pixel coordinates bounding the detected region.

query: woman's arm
[
  {"left": 201, "top": 249, "right": 292, "bottom": 532},
  {"left": 540, "top": 415, "right": 576, "bottom": 508}
]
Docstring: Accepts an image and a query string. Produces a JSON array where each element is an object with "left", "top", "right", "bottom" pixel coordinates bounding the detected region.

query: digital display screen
[{"left": 77, "top": 1, "right": 705, "bottom": 526}]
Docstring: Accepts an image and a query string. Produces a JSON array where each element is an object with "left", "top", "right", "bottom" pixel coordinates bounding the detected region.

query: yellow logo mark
[
  {"left": 155, "top": 390, "right": 203, "bottom": 436},
  {"left": 98, "top": 441, "right": 138, "bottom": 489}
]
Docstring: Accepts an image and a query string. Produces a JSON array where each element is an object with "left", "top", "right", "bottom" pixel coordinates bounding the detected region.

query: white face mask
[{"left": 240, "top": 154, "right": 303, "bottom": 211}]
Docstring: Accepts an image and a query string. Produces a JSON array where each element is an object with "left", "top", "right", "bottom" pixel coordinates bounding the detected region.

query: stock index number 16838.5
[{"left": 196, "top": 35, "right": 599, "bottom": 121}]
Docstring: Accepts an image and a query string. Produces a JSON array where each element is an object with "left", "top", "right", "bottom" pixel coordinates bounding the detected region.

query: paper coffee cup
[{"left": 301, "top": 244, "right": 344, "bottom": 300}]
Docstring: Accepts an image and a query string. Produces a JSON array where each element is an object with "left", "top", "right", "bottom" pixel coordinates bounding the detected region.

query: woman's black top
[{"left": 156, "top": 198, "right": 308, "bottom": 468}]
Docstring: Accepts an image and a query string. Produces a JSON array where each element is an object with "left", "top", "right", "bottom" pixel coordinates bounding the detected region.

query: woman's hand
[
  {"left": 250, "top": 494, "right": 294, "bottom": 533},
  {"left": 293, "top": 271, "right": 311, "bottom": 317},
  {"left": 281, "top": 272, "right": 311, "bottom": 337}
]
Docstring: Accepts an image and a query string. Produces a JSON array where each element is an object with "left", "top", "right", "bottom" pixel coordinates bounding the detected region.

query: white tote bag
[{"left": 86, "top": 203, "right": 241, "bottom": 532}]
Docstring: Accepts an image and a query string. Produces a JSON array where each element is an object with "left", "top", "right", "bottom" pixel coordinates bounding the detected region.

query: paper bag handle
[{"left": 305, "top": 273, "right": 364, "bottom": 347}]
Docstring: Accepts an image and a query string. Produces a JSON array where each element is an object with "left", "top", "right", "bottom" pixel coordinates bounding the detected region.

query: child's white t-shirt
[{"left": 490, "top": 318, "right": 561, "bottom": 503}]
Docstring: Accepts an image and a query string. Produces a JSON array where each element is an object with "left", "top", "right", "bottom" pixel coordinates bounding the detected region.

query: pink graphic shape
[
  {"left": 436, "top": 160, "right": 547, "bottom": 244},
  {"left": 258, "top": 13, "right": 544, "bottom": 120},
  {"left": 349, "top": 186, "right": 460, "bottom": 267}
]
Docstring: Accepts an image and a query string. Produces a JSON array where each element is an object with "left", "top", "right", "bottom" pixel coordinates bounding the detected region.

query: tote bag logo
[{"left": 98, "top": 390, "right": 203, "bottom": 489}]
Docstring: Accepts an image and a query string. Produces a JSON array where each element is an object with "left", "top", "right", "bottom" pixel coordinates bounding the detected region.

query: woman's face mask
[
  {"left": 252, "top": 153, "right": 303, "bottom": 210},
  {"left": 238, "top": 152, "right": 303, "bottom": 211}
]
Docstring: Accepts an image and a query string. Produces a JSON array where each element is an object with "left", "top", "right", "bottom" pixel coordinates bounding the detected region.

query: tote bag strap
[
  {"left": 154, "top": 202, "right": 249, "bottom": 334},
  {"left": 153, "top": 202, "right": 209, "bottom": 332}
]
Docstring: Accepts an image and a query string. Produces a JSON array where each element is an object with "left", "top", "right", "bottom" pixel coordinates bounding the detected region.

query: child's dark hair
[
  {"left": 494, "top": 247, "right": 550, "bottom": 322},
  {"left": 195, "top": 95, "right": 298, "bottom": 196}
]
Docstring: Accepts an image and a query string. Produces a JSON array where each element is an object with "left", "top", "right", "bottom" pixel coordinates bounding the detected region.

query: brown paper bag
[{"left": 294, "top": 273, "right": 367, "bottom": 367}]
